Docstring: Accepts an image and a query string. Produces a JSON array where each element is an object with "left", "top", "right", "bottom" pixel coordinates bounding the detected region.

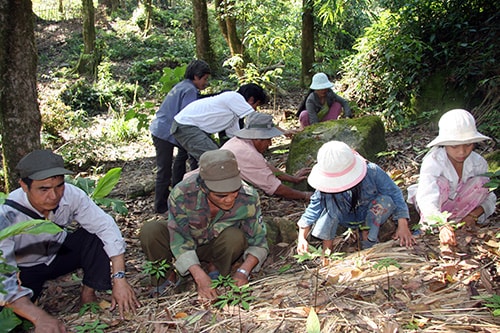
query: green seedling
[
  {"left": 74, "top": 319, "right": 108, "bottom": 333},
  {"left": 472, "top": 294, "right": 500, "bottom": 316},
  {"left": 212, "top": 275, "right": 255, "bottom": 333},
  {"left": 143, "top": 259, "right": 170, "bottom": 301},
  {"left": 372, "top": 258, "right": 402, "bottom": 300},
  {"left": 79, "top": 302, "right": 101, "bottom": 318}
]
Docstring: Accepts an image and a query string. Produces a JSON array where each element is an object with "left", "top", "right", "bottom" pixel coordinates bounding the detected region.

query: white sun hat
[
  {"left": 308, "top": 141, "right": 367, "bottom": 193},
  {"left": 309, "top": 73, "right": 334, "bottom": 90},
  {"left": 427, "top": 109, "right": 490, "bottom": 147}
]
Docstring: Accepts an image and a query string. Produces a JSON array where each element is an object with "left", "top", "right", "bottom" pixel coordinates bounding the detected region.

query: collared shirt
[
  {"left": 174, "top": 91, "right": 254, "bottom": 137},
  {"left": 297, "top": 162, "right": 409, "bottom": 228},
  {"left": 408, "top": 146, "right": 496, "bottom": 221},
  {"left": 149, "top": 79, "right": 199, "bottom": 144},
  {"left": 167, "top": 174, "right": 268, "bottom": 276},
  {"left": 0, "top": 184, "right": 125, "bottom": 305},
  {"left": 221, "top": 137, "right": 282, "bottom": 195},
  {"left": 306, "top": 89, "right": 352, "bottom": 124}
]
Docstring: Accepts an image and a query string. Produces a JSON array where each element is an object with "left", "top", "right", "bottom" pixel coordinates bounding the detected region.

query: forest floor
[{"left": 28, "top": 16, "right": 500, "bottom": 333}]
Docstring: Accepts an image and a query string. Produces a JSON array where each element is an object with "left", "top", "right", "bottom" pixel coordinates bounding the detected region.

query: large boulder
[{"left": 286, "top": 116, "right": 387, "bottom": 190}]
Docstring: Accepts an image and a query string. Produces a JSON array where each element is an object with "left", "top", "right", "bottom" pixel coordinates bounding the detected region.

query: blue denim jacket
[{"left": 298, "top": 162, "right": 409, "bottom": 229}]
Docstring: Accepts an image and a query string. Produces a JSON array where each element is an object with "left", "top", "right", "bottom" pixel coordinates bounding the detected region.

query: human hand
[
  {"left": 34, "top": 313, "right": 67, "bottom": 333},
  {"left": 392, "top": 226, "right": 416, "bottom": 247},
  {"left": 297, "top": 237, "right": 309, "bottom": 255},
  {"left": 294, "top": 167, "right": 312, "bottom": 179},
  {"left": 232, "top": 271, "right": 249, "bottom": 287},
  {"left": 196, "top": 273, "right": 219, "bottom": 301},
  {"left": 462, "top": 215, "right": 477, "bottom": 230},
  {"left": 110, "top": 279, "right": 140, "bottom": 319},
  {"left": 439, "top": 225, "right": 456, "bottom": 246}
]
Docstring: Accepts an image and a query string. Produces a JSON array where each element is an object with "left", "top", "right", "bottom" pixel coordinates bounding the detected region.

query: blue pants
[{"left": 311, "top": 195, "right": 395, "bottom": 242}]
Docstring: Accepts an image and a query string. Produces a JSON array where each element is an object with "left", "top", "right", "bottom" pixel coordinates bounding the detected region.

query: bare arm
[
  {"left": 189, "top": 264, "right": 219, "bottom": 300},
  {"left": 7, "top": 296, "right": 67, "bottom": 333},
  {"left": 273, "top": 184, "right": 312, "bottom": 200},
  {"left": 109, "top": 254, "right": 140, "bottom": 318},
  {"left": 232, "top": 254, "right": 259, "bottom": 286},
  {"left": 297, "top": 226, "right": 311, "bottom": 254}
]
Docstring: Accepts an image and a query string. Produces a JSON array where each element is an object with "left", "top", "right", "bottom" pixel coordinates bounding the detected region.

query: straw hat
[
  {"left": 235, "top": 112, "right": 283, "bottom": 139},
  {"left": 308, "top": 141, "right": 367, "bottom": 193},
  {"left": 427, "top": 109, "right": 490, "bottom": 147},
  {"left": 309, "top": 73, "right": 333, "bottom": 90}
]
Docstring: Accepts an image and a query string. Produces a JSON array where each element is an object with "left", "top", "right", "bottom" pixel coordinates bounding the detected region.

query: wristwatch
[
  {"left": 112, "top": 271, "right": 126, "bottom": 279},
  {"left": 236, "top": 268, "right": 250, "bottom": 278}
]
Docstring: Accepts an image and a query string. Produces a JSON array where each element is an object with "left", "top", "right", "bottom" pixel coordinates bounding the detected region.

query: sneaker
[
  {"left": 361, "top": 239, "right": 377, "bottom": 249},
  {"left": 149, "top": 275, "right": 181, "bottom": 297},
  {"left": 208, "top": 270, "right": 220, "bottom": 280}
]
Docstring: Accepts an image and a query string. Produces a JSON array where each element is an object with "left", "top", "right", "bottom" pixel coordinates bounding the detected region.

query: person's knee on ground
[
  {"left": 365, "top": 195, "right": 396, "bottom": 242},
  {"left": 139, "top": 220, "right": 174, "bottom": 284}
]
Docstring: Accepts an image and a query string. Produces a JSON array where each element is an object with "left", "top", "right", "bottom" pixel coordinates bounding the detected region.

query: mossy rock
[{"left": 286, "top": 116, "right": 387, "bottom": 190}]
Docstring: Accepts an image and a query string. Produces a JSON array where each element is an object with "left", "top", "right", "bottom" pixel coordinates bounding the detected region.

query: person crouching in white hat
[
  {"left": 296, "top": 141, "right": 415, "bottom": 254},
  {"left": 407, "top": 109, "right": 496, "bottom": 247}
]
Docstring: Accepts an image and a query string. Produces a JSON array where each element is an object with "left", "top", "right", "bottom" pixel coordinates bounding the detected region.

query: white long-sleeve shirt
[
  {"left": 0, "top": 183, "right": 125, "bottom": 304},
  {"left": 408, "top": 147, "right": 496, "bottom": 223}
]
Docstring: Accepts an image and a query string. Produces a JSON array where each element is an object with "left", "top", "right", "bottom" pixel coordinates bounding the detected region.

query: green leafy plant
[
  {"left": 74, "top": 319, "right": 109, "bottom": 333},
  {"left": 65, "top": 167, "right": 128, "bottom": 215},
  {"left": 0, "top": 214, "right": 63, "bottom": 332},
  {"left": 78, "top": 302, "right": 101, "bottom": 318},
  {"left": 483, "top": 170, "right": 500, "bottom": 192},
  {"left": 294, "top": 245, "right": 344, "bottom": 310},
  {"left": 472, "top": 294, "right": 500, "bottom": 316},
  {"left": 372, "top": 258, "right": 402, "bottom": 300},
  {"left": 306, "top": 306, "right": 321, "bottom": 333},
  {"left": 142, "top": 259, "right": 170, "bottom": 300},
  {"left": 212, "top": 275, "right": 255, "bottom": 333}
]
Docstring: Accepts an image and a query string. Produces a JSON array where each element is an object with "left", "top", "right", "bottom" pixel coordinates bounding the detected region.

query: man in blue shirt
[{"left": 149, "top": 60, "right": 211, "bottom": 213}]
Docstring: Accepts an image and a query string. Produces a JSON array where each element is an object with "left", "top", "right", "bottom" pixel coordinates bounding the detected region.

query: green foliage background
[{"left": 33, "top": 0, "right": 498, "bottom": 163}]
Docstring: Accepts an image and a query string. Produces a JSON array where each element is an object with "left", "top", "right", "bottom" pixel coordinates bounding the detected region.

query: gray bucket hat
[
  {"left": 15, "top": 149, "right": 74, "bottom": 180},
  {"left": 199, "top": 149, "right": 242, "bottom": 192},
  {"left": 235, "top": 112, "right": 283, "bottom": 139}
]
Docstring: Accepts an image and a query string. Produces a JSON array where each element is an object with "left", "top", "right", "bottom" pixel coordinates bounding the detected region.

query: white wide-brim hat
[
  {"left": 310, "top": 73, "right": 334, "bottom": 90},
  {"left": 308, "top": 141, "right": 367, "bottom": 193},
  {"left": 427, "top": 109, "right": 490, "bottom": 147}
]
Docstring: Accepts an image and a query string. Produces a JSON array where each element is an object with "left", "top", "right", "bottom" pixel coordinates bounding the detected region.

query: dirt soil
[{"left": 29, "top": 17, "right": 500, "bottom": 333}]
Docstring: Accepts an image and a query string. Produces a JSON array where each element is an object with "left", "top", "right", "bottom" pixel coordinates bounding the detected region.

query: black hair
[
  {"left": 184, "top": 60, "right": 211, "bottom": 80},
  {"left": 21, "top": 177, "right": 33, "bottom": 189},
  {"left": 237, "top": 83, "right": 269, "bottom": 105},
  {"left": 296, "top": 89, "right": 314, "bottom": 117},
  {"left": 321, "top": 182, "right": 362, "bottom": 214}
]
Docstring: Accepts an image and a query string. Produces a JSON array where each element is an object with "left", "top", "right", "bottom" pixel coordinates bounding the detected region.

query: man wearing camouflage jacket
[{"left": 140, "top": 149, "right": 268, "bottom": 300}]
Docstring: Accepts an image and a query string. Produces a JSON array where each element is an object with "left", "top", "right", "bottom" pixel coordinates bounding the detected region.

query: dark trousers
[
  {"left": 19, "top": 228, "right": 111, "bottom": 301},
  {"left": 152, "top": 135, "right": 197, "bottom": 213},
  {"left": 139, "top": 221, "right": 246, "bottom": 282}
]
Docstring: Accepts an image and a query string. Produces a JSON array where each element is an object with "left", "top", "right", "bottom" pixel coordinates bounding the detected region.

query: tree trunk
[
  {"left": 0, "top": 0, "right": 41, "bottom": 192},
  {"left": 143, "top": 0, "right": 152, "bottom": 34},
  {"left": 75, "top": 0, "right": 98, "bottom": 79},
  {"left": 214, "top": 0, "right": 248, "bottom": 77},
  {"left": 191, "top": 0, "right": 215, "bottom": 69},
  {"left": 301, "top": 0, "right": 315, "bottom": 87}
]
